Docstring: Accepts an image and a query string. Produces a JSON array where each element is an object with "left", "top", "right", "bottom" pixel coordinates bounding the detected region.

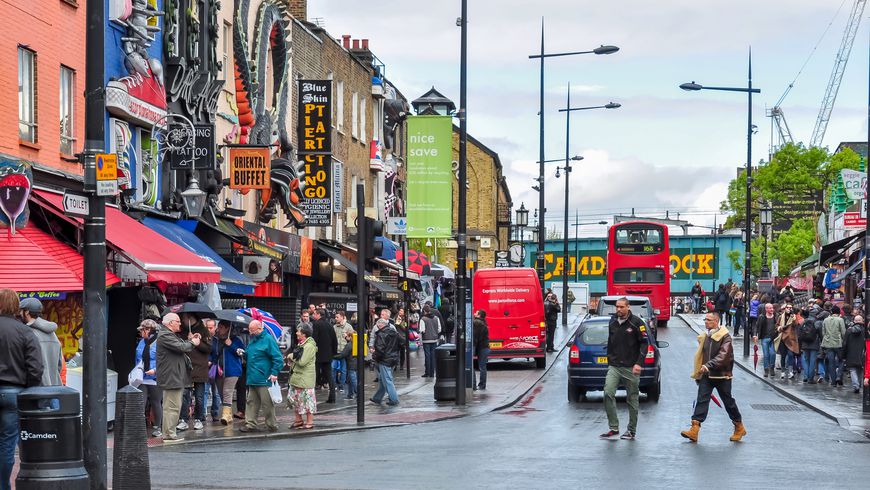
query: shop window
[
  {"left": 59, "top": 66, "right": 75, "bottom": 155},
  {"left": 18, "top": 46, "right": 37, "bottom": 144}
]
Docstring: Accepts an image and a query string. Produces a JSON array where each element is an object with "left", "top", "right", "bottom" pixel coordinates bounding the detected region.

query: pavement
[
  {"left": 680, "top": 313, "right": 870, "bottom": 433},
  {"left": 137, "top": 311, "right": 587, "bottom": 448}
]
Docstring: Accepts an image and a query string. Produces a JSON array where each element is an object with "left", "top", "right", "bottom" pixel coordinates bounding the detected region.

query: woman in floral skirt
[{"left": 288, "top": 323, "right": 318, "bottom": 429}]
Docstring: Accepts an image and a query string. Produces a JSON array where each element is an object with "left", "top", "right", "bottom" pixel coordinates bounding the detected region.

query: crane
[{"left": 810, "top": 0, "right": 866, "bottom": 148}]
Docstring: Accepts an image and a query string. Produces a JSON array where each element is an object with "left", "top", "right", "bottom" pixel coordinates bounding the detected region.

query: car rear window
[
  {"left": 598, "top": 300, "right": 651, "bottom": 319},
  {"left": 579, "top": 323, "right": 609, "bottom": 345}
]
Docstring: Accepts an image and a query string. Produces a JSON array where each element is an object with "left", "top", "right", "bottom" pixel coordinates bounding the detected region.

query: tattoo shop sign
[
  {"left": 168, "top": 124, "right": 215, "bottom": 170},
  {"left": 297, "top": 80, "right": 332, "bottom": 226}
]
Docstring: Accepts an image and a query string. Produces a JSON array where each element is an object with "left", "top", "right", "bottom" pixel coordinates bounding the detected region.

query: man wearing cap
[{"left": 19, "top": 298, "right": 63, "bottom": 386}]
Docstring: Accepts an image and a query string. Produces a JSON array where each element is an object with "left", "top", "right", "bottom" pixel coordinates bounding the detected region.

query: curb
[{"left": 676, "top": 314, "right": 844, "bottom": 425}]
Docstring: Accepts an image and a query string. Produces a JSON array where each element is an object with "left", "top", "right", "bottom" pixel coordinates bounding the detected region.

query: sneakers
[
  {"left": 386, "top": 400, "right": 400, "bottom": 406},
  {"left": 599, "top": 429, "right": 620, "bottom": 439},
  {"left": 151, "top": 427, "right": 162, "bottom": 438},
  {"left": 619, "top": 430, "right": 636, "bottom": 440},
  {"left": 176, "top": 420, "right": 189, "bottom": 431},
  {"left": 162, "top": 435, "right": 185, "bottom": 444},
  {"left": 193, "top": 420, "right": 204, "bottom": 431}
]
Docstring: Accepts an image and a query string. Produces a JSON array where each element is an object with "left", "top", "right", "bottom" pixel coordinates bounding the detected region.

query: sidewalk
[
  {"left": 140, "top": 312, "right": 586, "bottom": 448},
  {"left": 679, "top": 314, "right": 870, "bottom": 432}
]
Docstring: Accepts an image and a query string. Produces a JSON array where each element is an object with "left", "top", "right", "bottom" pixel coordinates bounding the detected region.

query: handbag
[
  {"left": 268, "top": 380, "right": 283, "bottom": 404},
  {"left": 128, "top": 361, "right": 144, "bottom": 388},
  {"left": 208, "top": 363, "right": 223, "bottom": 381}
]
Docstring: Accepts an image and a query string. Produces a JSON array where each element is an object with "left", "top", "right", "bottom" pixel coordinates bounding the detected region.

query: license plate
[
  {"left": 596, "top": 356, "right": 608, "bottom": 364},
  {"left": 489, "top": 342, "right": 502, "bottom": 349}
]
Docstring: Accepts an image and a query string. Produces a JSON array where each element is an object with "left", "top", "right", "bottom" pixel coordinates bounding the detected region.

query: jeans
[
  {"left": 0, "top": 386, "right": 24, "bottom": 490},
  {"left": 206, "top": 379, "right": 221, "bottom": 418},
  {"left": 372, "top": 363, "right": 398, "bottom": 404},
  {"left": 603, "top": 366, "right": 639, "bottom": 433},
  {"left": 785, "top": 351, "right": 797, "bottom": 374},
  {"left": 477, "top": 348, "right": 490, "bottom": 388},
  {"left": 181, "top": 382, "right": 206, "bottom": 422},
  {"left": 848, "top": 367, "right": 861, "bottom": 389},
  {"left": 345, "top": 370, "right": 357, "bottom": 399},
  {"left": 332, "top": 359, "right": 346, "bottom": 387},
  {"left": 423, "top": 343, "right": 437, "bottom": 377},
  {"left": 693, "top": 297, "right": 701, "bottom": 313},
  {"left": 823, "top": 348, "right": 841, "bottom": 384},
  {"left": 692, "top": 377, "right": 742, "bottom": 423},
  {"left": 761, "top": 338, "right": 776, "bottom": 370},
  {"left": 733, "top": 310, "right": 744, "bottom": 335},
  {"left": 802, "top": 350, "right": 818, "bottom": 381}
]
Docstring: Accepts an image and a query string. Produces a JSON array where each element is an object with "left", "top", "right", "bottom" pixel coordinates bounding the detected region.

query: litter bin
[
  {"left": 434, "top": 344, "right": 457, "bottom": 401},
  {"left": 16, "top": 386, "right": 89, "bottom": 489}
]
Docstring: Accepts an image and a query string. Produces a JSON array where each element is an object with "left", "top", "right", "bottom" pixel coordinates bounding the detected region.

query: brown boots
[
  {"left": 680, "top": 420, "right": 701, "bottom": 442},
  {"left": 220, "top": 405, "right": 233, "bottom": 426},
  {"left": 730, "top": 421, "right": 747, "bottom": 442}
]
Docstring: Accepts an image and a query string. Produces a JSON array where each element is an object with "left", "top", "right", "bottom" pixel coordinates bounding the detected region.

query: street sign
[
  {"left": 494, "top": 250, "right": 511, "bottom": 268},
  {"left": 386, "top": 217, "right": 407, "bottom": 235},
  {"left": 96, "top": 180, "right": 119, "bottom": 197},
  {"left": 844, "top": 211, "right": 866, "bottom": 229},
  {"left": 95, "top": 154, "right": 117, "bottom": 181},
  {"left": 62, "top": 190, "right": 90, "bottom": 217},
  {"left": 771, "top": 259, "right": 779, "bottom": 278}
]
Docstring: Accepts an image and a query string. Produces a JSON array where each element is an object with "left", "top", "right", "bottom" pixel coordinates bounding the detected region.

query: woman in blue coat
[
  {"left": 210, "top": 322, "right": 246, "bottom": 425},
  {"left": 135, "top": 319, "right": 162, "bottom": 437}
]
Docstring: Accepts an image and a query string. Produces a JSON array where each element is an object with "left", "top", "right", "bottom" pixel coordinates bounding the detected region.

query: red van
[{"left": 472, "top": 268, "right": 546, "bottom": 369}]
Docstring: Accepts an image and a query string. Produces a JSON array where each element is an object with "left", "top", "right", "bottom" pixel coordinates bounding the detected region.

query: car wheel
[
  {"left": 647, "top": 380, "right": 661, "bottom": 403},
  {"left": 535, "top": 357, "right": 546, "bottom": 369},
  {"left": 568, "top": 383, "right": 585, "bottom": 403}
]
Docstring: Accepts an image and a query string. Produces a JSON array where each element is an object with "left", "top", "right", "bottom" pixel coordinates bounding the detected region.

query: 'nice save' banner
[{"left": 406, "top": 115, "right": 452, "bottom": 238}]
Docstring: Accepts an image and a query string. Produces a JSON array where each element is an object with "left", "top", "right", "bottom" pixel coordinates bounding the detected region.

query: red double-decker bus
[{"left": 606, "top": 221, "right": 671, "bottom": 327}]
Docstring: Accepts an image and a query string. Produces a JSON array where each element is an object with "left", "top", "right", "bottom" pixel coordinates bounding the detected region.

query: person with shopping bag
[{"left": 239, "top": 320, "right": 284, "bottom": 433}]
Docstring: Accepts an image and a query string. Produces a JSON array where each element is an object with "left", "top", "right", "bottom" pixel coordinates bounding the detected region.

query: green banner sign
[{"left": 406, "top": 116, "right": 453, "bottom": 238}]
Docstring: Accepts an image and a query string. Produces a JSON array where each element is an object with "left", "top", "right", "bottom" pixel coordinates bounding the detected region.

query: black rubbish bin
[
  {"left": 16, "top": 386, "right": 89, "bottom": 489},
  {"left": 434, "top": 344, "right": 457, "bottom": 401}
]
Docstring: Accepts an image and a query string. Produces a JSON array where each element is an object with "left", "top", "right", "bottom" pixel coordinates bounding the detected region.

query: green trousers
[{"left": 603, "top": 366, "right": 640, "bottom": 433}]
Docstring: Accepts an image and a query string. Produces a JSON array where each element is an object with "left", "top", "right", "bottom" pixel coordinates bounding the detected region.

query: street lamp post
[
  {"left": 680, "top": 49, "right": 760, "bottom": 358},
  {"left": 516, "top": 202, "right": 529, "bottom": 266},
  {"left": 555, "top": 85, "right": 619, "bottom": 326},
  {"left": 529, "top": 19, "right": 617, "bottom": 299},
  {"left": 571, "top": 217, "right": 607, "bottom": 281},
  {"left": 760, "top": 201, "right": 772, "bottom": 279}
]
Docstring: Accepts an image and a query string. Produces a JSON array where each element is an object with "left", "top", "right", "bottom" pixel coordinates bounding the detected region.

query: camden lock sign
[
  {"left": 297, "top": 80, "right": 332, "bottom": 226},
  {"left": 542, "top": 248, "right": 718, "bottom": 281}
]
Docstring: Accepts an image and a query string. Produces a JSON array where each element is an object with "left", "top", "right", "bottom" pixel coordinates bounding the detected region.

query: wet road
[{"left": 149, "top": 318, "right": 870, "bottom": 489}]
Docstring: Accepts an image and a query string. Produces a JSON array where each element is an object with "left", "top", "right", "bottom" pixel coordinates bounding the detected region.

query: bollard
[
  {"left": 112, "top": 385, "right": 151, "bottom": 489},
  {"left": 15, "top": 386, "right": 89, "bottom": 489}
]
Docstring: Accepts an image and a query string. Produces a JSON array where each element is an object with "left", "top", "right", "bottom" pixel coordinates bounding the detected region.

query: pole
[
  {"left": 401, "top": 238, "right": 410, "bottom": 379},
  {"left": 863, "top": 27, "right": 870, "bottom": 414},
  {"left": 574, "top": 211, "right": 580, "bottom": 281},
  {"left": 713, "top": 215, "right": 718, "bottom": 292},
  {"left": 355, "top": 184, "right": 366, "bottom": 424},
  {"left": 537, "top": 18, "right": 547, "bottom": 299},
  {"left": 455, "top": 0, "right": 468, "bottom": 404},
  {"left": 83, "top": 0, "right": 107, "bottom": 487},
  {"left": 743, "top": 49, "right": 753, "bottom": 358},
  {"left": 562, "top": 83, "right": 571, "bottom": 328}
]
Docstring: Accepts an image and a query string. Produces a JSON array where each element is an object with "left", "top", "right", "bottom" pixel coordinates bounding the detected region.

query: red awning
[
  {"left": 32, "top": 190, "right": 221, "bottom": 284},
  {"left": 0, "top": 226, "right": 120, "bottom": 292}
]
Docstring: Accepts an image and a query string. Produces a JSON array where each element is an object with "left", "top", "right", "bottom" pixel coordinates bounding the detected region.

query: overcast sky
[{"left": 309, "top": 0, "right": 870, "bottom": 236}]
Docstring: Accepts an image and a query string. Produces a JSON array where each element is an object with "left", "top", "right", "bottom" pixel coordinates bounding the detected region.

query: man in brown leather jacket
[{"left": 681, "top": 311, "right": 746, "bottom": 443}]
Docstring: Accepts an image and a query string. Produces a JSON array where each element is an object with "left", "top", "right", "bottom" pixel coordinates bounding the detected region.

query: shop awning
[
  {"left": 0, "top": 225, "right": 120, "bottom": 292},
  {"left": 317, "top": 242, "right": 402, "bottom": 300},
  {"left": 374, "top": 257, "right": 422, "bottom": 281},
  {"left": 141, "top": 218, "right": 255, "bottom": 295},
  {"left": 319, "top": 243, "right": 359, "bottom": 272},
  {"left": 833, "top": 254, "right": 864, "bottom": 283},
  {"left": 32, "top": 190, "right": 221, "bottom": 284},
  {"left": 197, "top": 212, "right": 249, "bottom": 246},
  {"left": 796, "top": 252, "right": 821, "bottom": 273},
  {"left": 366, "top": 275, "right": 402, "bottom": 300},
  {"left": 819, "top": 232, "right": 864, "bottom": 265}
]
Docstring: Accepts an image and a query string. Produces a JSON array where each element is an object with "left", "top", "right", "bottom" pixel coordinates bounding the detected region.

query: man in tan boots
[{"left": 681, "top": 311, "right": 746, "bottom": 443}]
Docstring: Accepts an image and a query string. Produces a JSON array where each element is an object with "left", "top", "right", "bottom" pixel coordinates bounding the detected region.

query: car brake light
[
  {"left": 644, "top": 344, "right": 655, "bottom": 365},
  {"left": 569, "top": 344, "right": 580, "bottom": 364}
]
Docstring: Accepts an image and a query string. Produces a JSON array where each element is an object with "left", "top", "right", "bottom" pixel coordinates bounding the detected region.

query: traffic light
[{"left": 363, "top": 216, "right": 384, "bottom": 262}]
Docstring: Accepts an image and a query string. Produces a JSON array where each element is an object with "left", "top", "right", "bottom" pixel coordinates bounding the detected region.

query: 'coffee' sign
[
  {"left": 229, "top": 146, "right": 270, "bottom": 190},
  {"left": 297, "top": 80, "right": 332, "bottom": 226}
]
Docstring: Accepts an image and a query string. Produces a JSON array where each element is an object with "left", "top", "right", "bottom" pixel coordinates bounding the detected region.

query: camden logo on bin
[{"left": 20, "top": 430, "right": 58, "bottom": 441}]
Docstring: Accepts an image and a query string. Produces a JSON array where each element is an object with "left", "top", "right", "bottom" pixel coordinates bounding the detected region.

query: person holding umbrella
[
  {"left": 210, "top": 319, "right": 246, "bottom": 425},
  {"left": 681, "top": 312, "right": 746, "bottom": 443}
]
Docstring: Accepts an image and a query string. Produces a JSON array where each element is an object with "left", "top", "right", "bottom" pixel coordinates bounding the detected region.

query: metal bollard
[{"left": 112, "top": 385, "right": 150, "bottom": 489}]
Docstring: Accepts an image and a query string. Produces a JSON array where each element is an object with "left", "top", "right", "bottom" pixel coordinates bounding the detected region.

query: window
[
  {"left": 59, "top": 66, "right": 75, "bottom": 154},
  {"left": 579, "top": 322, "right": 610, "bottom": 345},
  {"left": 222, "top": 22, "right": 231, "bottom": 89},
  {"left": 351, "top": 91, "right": 359, "bottom": 139},
  {"left": 336, "top": 81, "right": 344, "bottom": 131},
  {"left": 614, "top": 225, "right": 664, "bottom": 254},
  {"left": 613, "top": 268, "right": 666, "bottom": 284},
  {"left": 360, "top": 98, "right": 366, "bottom": 143},
  {"left": 326, "top": 71, "right": 334, "bottom": 124},
  {"left": 18, "top": 47, "right": 36, "bottom": 143}
]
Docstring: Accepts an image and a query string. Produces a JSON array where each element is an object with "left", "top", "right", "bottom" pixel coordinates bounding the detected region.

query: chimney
[
  {"left": 342, "top": 35, "right": 351, "bottom": 49},
  {"left": 352, "top": 39, "right": 360, "bottom": 50},
  {"left": 361, "top": 39, "right": 369, "bottom": 50},
  {"left": 287, "top": 0, "right": 307, "bottom": 21}
]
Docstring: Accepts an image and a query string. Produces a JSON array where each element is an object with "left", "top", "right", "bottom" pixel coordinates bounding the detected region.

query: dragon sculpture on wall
[{"left": 233, "top": 0, "right": 306, "bottom": 227}]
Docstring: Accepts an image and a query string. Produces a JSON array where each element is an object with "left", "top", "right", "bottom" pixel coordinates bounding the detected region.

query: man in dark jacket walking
[
  {"left": 682, "top": 311, "right": 745, "bottom": 442},
  {"left": 713, "top": 284, "right": 731, "bottom": 327},
  {"left": 600, "top": 298, "right": 649, "bottom": 440},
  {"left": 752, "top": 303, "right": 779, "bottom": 378},
  {"left": 420, "top": 305, "right": 440, "bottom": 378},
  {"left": 179, "top": 316, "right": 212, "bottom": 431},
  {"left": 842, "top": 315, "right": 866, "bottom": 393},
  {"left": 0, "top": 289, "right": 44, "bottom": 489},
  {"left": 370, "top": 318, "right": 400, "bottom": 405},
  {"left": 157, "top": 312, "right": 201, "bottom": 443},
  {"left": 312, "top": 308, "right": 338, "bottom": 403},
  {"left": 799, "top": 305, "right": 823, "bottom": 383},
  {"left": 473, "top": 310, "right": 490, "bottom": 390},
  {"left": 544, "top": 293, "right": 560, "bottom": 352}
]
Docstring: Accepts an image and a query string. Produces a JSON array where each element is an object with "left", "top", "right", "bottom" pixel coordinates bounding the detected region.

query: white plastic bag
[
  {"left": 268, "top": 380, "right": 283, "bottom": 404},
  {"left": 128, "top": 361, "right": 144, "bottom": 388}
]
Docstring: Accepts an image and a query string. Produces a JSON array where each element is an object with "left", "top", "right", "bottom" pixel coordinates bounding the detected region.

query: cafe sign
[
  {"left": 297, "top": 80, "right": 332, "bottom": 226},
  {"left": 229, "top": 146, "right": 270, "bottom": 190}
]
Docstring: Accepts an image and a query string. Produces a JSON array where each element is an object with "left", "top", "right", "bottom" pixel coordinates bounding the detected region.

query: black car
[{"left": 566, "top": 316, "right": 668, "bottom": 403}]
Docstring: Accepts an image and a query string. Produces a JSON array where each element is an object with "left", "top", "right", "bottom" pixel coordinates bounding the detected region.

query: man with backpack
[{"left": 799, "top": 305, "right": 822, "bottom": 383}]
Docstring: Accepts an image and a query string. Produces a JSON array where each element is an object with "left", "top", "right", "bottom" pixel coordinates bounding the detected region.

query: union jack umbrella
[{"left": 239, "top": 307, "right": 283, "bottom": 340}]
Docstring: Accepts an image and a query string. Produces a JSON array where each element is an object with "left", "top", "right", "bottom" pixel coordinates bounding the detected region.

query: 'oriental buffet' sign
[
  {"left": 297, "top": 80, "right": 332, "bottom": 226},
  {"left": 542, "top": 248, "right": 718, "bottom": 281},
  {"left": 228, "top": 146, "right": 270, "bottom": 190}
]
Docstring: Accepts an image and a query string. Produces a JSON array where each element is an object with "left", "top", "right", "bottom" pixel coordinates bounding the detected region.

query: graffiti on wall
[{"left": 41, "top": 294, "right": 85, "bottom": 359}]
